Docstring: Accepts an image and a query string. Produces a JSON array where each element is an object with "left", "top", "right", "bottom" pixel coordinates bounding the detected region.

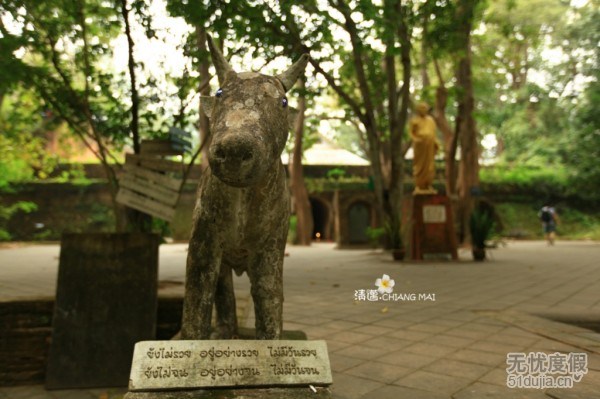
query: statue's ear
[
  {"left": 200, "top": 96, "right": 214, "bottom": 118},
  {"left": 277, "top": 54, "right": 310, "bottom": 92},
  {"left": 287, "top": 107, "right": 300, "bottom": 131}
]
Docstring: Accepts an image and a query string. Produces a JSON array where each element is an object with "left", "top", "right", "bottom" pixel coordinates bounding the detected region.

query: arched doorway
[
  {"left": 310, "top": 197, "right": 329, "bottom": 241},
  {"left": 348, "top": 202, "right": 370, "bottom": 244}
]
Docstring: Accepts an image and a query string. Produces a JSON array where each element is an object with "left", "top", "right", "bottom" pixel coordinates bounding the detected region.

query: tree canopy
[{"left": 1, "top": 0, "right": 598, "bottom": 234}]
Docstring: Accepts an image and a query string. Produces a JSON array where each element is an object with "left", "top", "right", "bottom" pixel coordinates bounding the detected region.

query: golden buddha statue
[{"left": 409, "top": 102, "right": 439, "bottom": 194}]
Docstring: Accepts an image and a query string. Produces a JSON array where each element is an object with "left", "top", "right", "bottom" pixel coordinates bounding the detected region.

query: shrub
[
  {"left": 365, "top": 226, "right": 385, "bottom": 248},
  {"left": 0, "top": 201, "right": 37, "bottom": 241}
]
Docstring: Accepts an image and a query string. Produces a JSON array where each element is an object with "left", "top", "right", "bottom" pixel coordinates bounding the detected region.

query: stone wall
[
  {"left": 1, "top": 181, "right": 383, "bottom": 243},
  {"left": 2, "top": 183, "right": 116, "bottom": 241},
  {"left": 47, "top": 163, "right": 373, "bottom": 180},
  {"left": 3, "top": 163, "right": 583, "bottom": 243},
  {"left": 0, "top": 300, "right": 53, "bottom": 386},
  {"left": 0, "top": 298, "right": 183, "bottom": 386},
  {"left": 1, "top": 182, "right": 199, "bottom": 241}
]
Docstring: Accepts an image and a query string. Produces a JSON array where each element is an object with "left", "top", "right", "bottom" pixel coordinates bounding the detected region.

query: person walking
[{"left": 538, "top": 204, "right": 560, "bottom": 245}]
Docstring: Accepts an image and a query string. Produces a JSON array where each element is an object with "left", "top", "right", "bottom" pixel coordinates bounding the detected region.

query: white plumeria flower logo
[{"left": 375, "top": 274, "right": 395, "bottom": 294}]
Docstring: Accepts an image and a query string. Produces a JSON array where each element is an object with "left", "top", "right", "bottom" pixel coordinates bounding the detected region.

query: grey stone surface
[
  {"left": 45, "top": 233, "right": 160, "bottom": 389},
  {"left": 546, "top": 385, "right": 600, "bottom": 399},
  {"left": 361, "top": 385, "right": 448, "bottom": 399},
  {"left": 2, "top": 241, "right": 600, "bottom": 398},
  {"left": 181, "top": 36, "right": 309, "bottom": 340},
  {"left": 129, "top": 340, "right": 331, "bottom": 390},
  {"left": 235, "top": 327, "right": 307, "bottom": 340},
  {"left": 124, "top": 386, "right": 332, "bottom": 399},
  {"left": 452, "top": 381, "right": 549, "bottom": 399}
]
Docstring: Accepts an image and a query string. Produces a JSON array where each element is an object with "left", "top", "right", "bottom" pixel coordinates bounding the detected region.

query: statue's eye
[
  {"left": 282, "top": 97, "right": 288, "bottom": 108},
  {"left": 216, "top": 88, "right": 223, "bottom": 97}
]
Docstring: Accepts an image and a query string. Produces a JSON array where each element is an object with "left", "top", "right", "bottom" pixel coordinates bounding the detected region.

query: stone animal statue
[{"left": 181, "top": 36, "right": 309, "bottom": 340}]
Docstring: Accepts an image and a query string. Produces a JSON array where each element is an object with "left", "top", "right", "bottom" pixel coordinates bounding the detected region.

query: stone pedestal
[
  {"left": 124, "top": 340, "right": 332, "bottom": 398},
  {"left": 410, "top": 195, "right": 458, "bottom": 260},
  {"left": 124, "top": 386, "right": 332, "bottom": 398}
]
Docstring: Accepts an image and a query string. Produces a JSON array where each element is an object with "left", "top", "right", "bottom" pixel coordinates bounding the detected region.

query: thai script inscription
[
  {"left": 139, "top": 343, "right": 325, "bottom": 383},
  {"left": 144, "top": 366, "right": 189, "bottom": 379},
  {"left": 198, "top": 347, "right": 259, "bottom": 361},
  {"left": 268, "top": 346, "right": 318, "bottom": 358},
  {"left": 146, "top": 347, "right": 192, "bottom": 359},
  {"left": 270, "top": 362, "right": 320, "bottom": 376},
  {"left": 200, "top": 365, "right": 261, "bottom": 380}
]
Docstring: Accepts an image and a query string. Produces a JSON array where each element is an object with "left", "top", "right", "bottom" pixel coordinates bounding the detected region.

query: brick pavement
[{"left": 0, "top": 241, "right": 599, "bottom": 398}]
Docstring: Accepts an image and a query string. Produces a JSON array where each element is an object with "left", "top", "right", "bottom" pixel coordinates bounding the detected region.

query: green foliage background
[{"left": 0, "top": 0, "right": 598, "bottom": 240}]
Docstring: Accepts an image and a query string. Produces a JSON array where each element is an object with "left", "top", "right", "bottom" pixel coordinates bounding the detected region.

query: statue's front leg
[
  {"left": 248, "top": 250, "right": 284, "bottom": 339},
  {"left": 213, "top": 263, "right": 238, "bottom": 339},
  {"left": 181, "top": 233, "right": 222, "bottom": 340}
]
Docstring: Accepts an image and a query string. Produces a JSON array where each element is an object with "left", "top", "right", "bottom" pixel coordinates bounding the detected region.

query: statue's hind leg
[{"left": 248, "top": 251, "right": 284, "bottom": 339}]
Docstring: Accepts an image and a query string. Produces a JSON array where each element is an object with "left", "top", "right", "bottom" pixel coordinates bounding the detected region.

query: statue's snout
[
  {"left": 209, "top": 134, "right": 263, "bottom": 187},
  {"left": 211, "top": 136, "right": 255, "bottom": 163}
]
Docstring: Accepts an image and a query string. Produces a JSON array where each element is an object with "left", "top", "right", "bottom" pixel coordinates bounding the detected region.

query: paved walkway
[{"left": 1, "top": 241, "right": 599, "bottom": 398}]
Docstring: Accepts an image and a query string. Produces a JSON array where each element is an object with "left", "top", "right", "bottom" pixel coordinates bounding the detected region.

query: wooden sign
[
  {"left": 171, "top": 142, "right": 192, "bottom": 154},
  {"left": 126, "top": 153, "right": 184, "bottom": 173},
  {"left": 169, "top": 127, "right": 193, "bottom": 154},
  {"left": 117, "top": 188, "right": 176, "bottom": 222},
  {"left": 169, "top": 127, "right": 192, "bottom": 139},
  {"left": 123, "top": 163, "right": 182, "bottom": 191},
  {"left": 169, "top": 135, "right": 192, "bottom": 147},
  {"left": 169, "top": 134, "right": 192, "bottom": 147},
  {"left": 140, "top": 139, "right": 185, "bottom": 156},
  {"left": 118, "top": 130, "right": 196, "bottom": 221},
  {"left": 119, "top": 175, "right": 179, "bottom": 207},
  {"left": 128, "top": 340, "right": 332, "bottom": 391}
]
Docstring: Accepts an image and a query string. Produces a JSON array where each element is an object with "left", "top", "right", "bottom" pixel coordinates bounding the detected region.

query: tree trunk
[
  {"left": 120, "top": 0, "right": 140, "bottom": 154},
  {"left": 388, "top": 2, "right": 411, "bottom": 244},
  {"left": 421, "top": 14, "right": 430, "bottom": 88},
  {"left": 431, "top": 62, "right": 458, "bottom": 196},
  {"left": 335, "top": 0, "right": 386, "bottom": 223},
  {"left": 197, "top": 27, "right": 211, "bottom": 169},
  {"left": 379, "top": 141, "right": 392, "bottom": 189},
  {"left": 288, "top": 78, "right": 313, "bottom": 246},
  {"left": 455, "top": 0, "right": 480, "bottom": 245},
  {"left": 120, "top": 0, "right": 151, "bottom": 232}
]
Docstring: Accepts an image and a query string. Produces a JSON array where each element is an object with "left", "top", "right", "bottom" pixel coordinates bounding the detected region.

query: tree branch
[
  {"left": 263, "top": 1, "right": 368, "bottom": 127},
  {"left": 120, "top": 0, "right": 140, "bottom": 153},
  {"left": 177, "top": 131, "right": 210, "bottom": 199},
  {"left": 172, "top": 74, "right": 210, "bottom": 128},
  {"left": 29, "top": 8, "right": 117, "bottom": 171},
  {"left": 308, "top": 59, "right": 368, "bottom": 126},
  {"left": 332, "top": 0, "right": 377, "bottom": 132},
  {"left": 75, "top": 0, "right": 117, "bottom": 180},
  {"left": 433, "top": 56, "right": 446, "bottom": 86}
]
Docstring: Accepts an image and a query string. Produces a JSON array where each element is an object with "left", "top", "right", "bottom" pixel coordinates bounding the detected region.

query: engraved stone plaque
[
  {"left": 129, "top": 340, "right": 332, "bottom": 391},
  {"left": 422, "top": 205, "right": 446, "bottom": 223}
]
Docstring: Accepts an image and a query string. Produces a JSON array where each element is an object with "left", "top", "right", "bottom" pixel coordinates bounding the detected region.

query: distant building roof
[{"left": 282, "top": 137, "right": 369, "bottom": 166}]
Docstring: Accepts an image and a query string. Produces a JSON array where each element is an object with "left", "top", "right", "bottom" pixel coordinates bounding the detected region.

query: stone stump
[{"left": 45, "top": 233, "right": 160, "bottom": 389}]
